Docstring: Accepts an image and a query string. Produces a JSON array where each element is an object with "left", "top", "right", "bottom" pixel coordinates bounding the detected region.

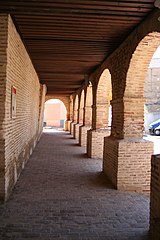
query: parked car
[{"left": 149, "top": 119, "right": 160, "bottom": 136}]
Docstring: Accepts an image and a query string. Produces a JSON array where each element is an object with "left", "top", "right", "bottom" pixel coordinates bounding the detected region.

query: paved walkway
[{"left": 0, "top": 130, "right": 149, "bottom": 240}]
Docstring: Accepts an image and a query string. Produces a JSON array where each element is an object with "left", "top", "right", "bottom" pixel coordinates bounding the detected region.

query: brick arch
[
  {"left": 96, "top": 69, "right": 112, "bottom": 129},
  {"left": 79, "top": 90, "right": 85, "bottom": 124},
  {"left": 125, "top": 32, "right": 160, "bottom": 98},
  {"left": 44, "top": 98, "right": 67, "bottom": 128},
  {"left": 123, "top": 32, "right": 160, "bottom": 138},
  {"left": 45, "top": 95, "right": 70, "bottom": 120}
]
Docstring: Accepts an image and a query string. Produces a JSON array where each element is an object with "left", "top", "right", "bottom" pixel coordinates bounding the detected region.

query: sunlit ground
[
  {"left": 43, "top": 126, "right": 64, "bottom": 133},
  {"left": 43, "top": 127, "right": 160, "bottom": 154},
  {"left": 143, "top": 134, "right": 160, "bottom": 154}
]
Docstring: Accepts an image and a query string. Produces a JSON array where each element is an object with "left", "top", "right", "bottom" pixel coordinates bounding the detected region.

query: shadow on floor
[{"left": 90, "top": 171, "right": 114, "bottom": 189}]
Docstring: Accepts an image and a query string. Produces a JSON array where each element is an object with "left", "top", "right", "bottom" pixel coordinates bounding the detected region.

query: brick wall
[
  {"left": 0, "top": 14, "right": 8, "bottom": 201},
  {"left": 150, "top": 154, "right": 160, "bottom": 240},
  {"left": 0, "top": 15, "right": 43, "bottom": 201}
]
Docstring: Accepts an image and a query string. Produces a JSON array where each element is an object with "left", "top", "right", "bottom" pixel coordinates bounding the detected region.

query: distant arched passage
[{"left": 44, "top": 99, "right": 67, "bottom": 128}]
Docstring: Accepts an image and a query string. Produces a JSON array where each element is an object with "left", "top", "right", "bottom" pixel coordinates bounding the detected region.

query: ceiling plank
[{"left": 0, "top": 0, "right": 155, "bottom": 96}]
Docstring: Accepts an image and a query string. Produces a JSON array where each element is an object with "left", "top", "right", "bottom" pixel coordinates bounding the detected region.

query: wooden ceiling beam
[
  {"left": 0, "top": 1, "right": 153, "bottom": 11},
  {"left": 0, "top": 0, "right": 155, "bottom": 95}
]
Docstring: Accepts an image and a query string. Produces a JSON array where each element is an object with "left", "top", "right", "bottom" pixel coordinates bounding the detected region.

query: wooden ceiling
[{"left": 0, "top": 0, "right": 155, "bottom": 96}]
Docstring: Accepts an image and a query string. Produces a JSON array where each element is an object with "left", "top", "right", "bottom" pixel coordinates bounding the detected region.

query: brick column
[
  {"left": 111, "top": 97, "right": 145, "bottom": 139},
  {"left": 79, "top": 86, "right": 92, "bottom": 148},
  {"left": 64, "top": 109, "right": 71, "bottom": 131},
  {"left": 74, "top": 102, "right": 83, "bottom": 143},
  {"left": 69, "top": 97, "right": 74, "bottom": 134},
  {"left": 79, "top": 106, "right": 84, "bottom": 125},
  {"left": 87, "top": 129, "right": 110, "bottom": 159},
  {"left": 79, "top": 106, "right": 92, "bottom": 147},
  {"left": 96, "top": 102, "right": 109, "bottom": 129},
  {"left": 150, "top": 154, "right": 160, "bottom": 240},
  {"left": 73, "top": 105, "right": 80, "bottom": 140},
  {"left": 103, "top": 97, "right": 154, "bottom": 193},
  {"left": 71, "top": 103, "right": 78, "bottom": 137},
  {"left": 87, "top": 102, "right": 110, "bottom": 159}
]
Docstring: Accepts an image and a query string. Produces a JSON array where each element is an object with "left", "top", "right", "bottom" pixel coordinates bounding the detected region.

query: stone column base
[
  {"left": 87, "top": 129, "right": 110, "bottom": 159},
  {"left": 150, "top": 154, "right": 160, "bottom": 240},
  {"left": 103, "top": 136, "right": 153, "bottom": 193},
  {"left": 79, "top": 125, "right": 91, "bottom": 147}
]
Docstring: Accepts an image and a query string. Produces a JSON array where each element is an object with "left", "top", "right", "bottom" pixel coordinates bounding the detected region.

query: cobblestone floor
[{"left": 0, "top": 130, "right": 150, "bottom": 240}]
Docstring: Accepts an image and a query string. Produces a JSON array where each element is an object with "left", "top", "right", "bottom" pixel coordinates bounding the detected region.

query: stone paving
[{"left": 0, "top": 130, "right": 150, "bottom": 240}]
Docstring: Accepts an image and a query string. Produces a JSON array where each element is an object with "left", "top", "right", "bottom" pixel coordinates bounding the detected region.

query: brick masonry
[
  {"left": 79, "top": 125, "right": 91, "bottom": 147},
  {"left": 78, "top": 86, "right": 92, "bottom": 148},
  {"left": 74, "top": 95, "right": 79, "bottom": 123},
  {"left": 74, "top": 123, "right": 82, "bottom": 142},
  {"left": 87, "top": 129, "right": 110, "bottom": 159},
  {"left": 0, "top": 14, "right": 7, "bottom": 201},
  {"left": 69, "top": 95, "right": 73, "bottom": 121},
  {"left": 65, "top": 120, "right": 72, "bottom": 131},
  {"left": 79, "top": 90, "right": 84, "bottom": 125},
  {"left": 103, "top": 136, "right": 153, "bottom": 193},
  {"left": 69, "top": 10, "right": 160, "bottom": 196},
  {"left": 0, "top": 15, "right": 44, "bottom": 201},
  {"left": 38, "top": 84, "right": 47, "bottom": 140},
  {"left": 150, "top": 154, "right": 160, "bottom": 240},
  {"left": 70, "top": 122, "right": 75, "bottom": 135}
]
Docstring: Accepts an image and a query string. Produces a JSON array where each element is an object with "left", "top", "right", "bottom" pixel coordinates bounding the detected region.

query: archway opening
[
  {"left": 121, "top": 32, "right": 160, "bottom": 195},
  {"left": 124, "top": 32, "right": 160, "bottom": 139},
  {"left": 144, "top": 45, "right": 160, "bottom": 154},
  {"left": 96, "top": 69, "right": 112, "bottom": 130},
  {"left": 44, "top": 99, "right": 67, "bottom": 130}
]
